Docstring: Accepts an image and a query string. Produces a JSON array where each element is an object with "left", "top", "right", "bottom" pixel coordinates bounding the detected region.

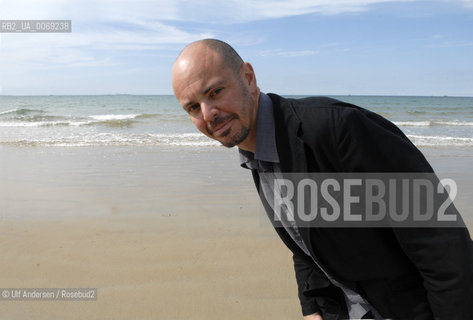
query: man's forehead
[
  {"left": 173, "top": 50, "right": 232, "bottom": 100},
  {"left": 174, "top": 48, "right": 218, "bottom": 84},
  {"left": 176, "top": 44, "right": 219, "bottom": 71},
  {"left": 179, "top": 50, "right": 223, "bottom": 73}
]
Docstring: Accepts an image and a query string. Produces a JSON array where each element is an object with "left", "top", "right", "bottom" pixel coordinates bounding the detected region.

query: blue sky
[{"left": 0, "top": 0, "right": 472, "bottom": 96}]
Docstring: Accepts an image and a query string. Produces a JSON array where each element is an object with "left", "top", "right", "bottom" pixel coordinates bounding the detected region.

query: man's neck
[{"left": 237, "top": 92, "right": 260, "bottom": 153}]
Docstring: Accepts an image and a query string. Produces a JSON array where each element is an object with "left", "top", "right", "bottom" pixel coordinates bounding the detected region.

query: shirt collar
[{"left": 239, "top": 92, "right": 279, "bottom": 169}]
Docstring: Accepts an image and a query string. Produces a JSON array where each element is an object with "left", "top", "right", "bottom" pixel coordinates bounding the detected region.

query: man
[{"left": 171, "top": 39, "right": 473, "bottom": 319}]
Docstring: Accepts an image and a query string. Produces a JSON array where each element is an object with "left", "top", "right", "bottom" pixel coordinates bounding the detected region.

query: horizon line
[{"left": 1, "top": 93, "right": 472, "bottom": 98}]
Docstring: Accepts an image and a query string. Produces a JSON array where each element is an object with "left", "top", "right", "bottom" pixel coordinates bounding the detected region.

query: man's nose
[{"left": 201, "top": 101, "right": 219, "bottom": 121}]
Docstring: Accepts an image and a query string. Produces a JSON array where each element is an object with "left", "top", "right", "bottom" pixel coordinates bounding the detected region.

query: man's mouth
[{"left": 209, "top": 115, "right": 236, "bottom": 137}]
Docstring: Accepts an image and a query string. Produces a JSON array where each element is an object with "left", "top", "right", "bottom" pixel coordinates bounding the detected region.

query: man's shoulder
[
  {"left": 268, "top": 93, "right": 341, "bottom": 107},
  {"left": 267, "top": 93, "right": 365, "bottom": 126},
  {"left": 267, "top": 93, "right": 363, "bottom": 114}
]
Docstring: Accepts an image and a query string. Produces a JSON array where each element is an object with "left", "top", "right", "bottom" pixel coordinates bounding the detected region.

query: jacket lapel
[
  {"left": 267, "top": 94, "right": 360, "bottom": 294},
  {"left": 268, "top": 94, "right": 308, "bottom": 173},
  {"left": 269, "top": 94, "right": 316, "bottom": 259}
]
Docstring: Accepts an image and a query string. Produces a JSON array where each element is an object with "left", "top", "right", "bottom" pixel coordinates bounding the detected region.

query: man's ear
[{"left": 240, "top": 62, "right": 258, "bottom": 92}]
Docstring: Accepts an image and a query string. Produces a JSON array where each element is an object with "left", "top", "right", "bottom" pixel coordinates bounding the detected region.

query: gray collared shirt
[
  {"left": 239, "top": 92, "right": 279, "bottom": 168},
  {"left": 238, "top": 92, "right": 380, "bottom": 319},
  {"left": 239, "top": 92, "right": 312, "bottom": 256}
]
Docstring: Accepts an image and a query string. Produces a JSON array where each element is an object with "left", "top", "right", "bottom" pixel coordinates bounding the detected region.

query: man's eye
[
  {"left": 210, "top": 88, "right": 223, "bottom": 97},
  {"left": 188, "top": 104, "right": 199, "bottom": 114}
]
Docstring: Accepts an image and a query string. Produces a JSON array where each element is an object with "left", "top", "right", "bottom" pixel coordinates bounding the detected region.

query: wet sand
[{"left": 0, "top": 145, "right": 471, "bottom": 319}]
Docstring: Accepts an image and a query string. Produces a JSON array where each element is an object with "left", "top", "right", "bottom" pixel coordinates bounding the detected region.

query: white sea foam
[
  {"left": 394, "top": 121, "right": 431, "bottom": 127},
  {"left": 0, "top": 121, "right": 71, "bottom": 127},
  {"left": 146, "top": 133, "right": 220, "bottom": 146},
  {"left": 89, "top": 114, "right": 139, "bottom": 121},
  {"left": 0, "top": 109, "right": 19, "bottom": 116},
  {"left": 407, "top": 135, "right": 473, "bottom": 147},
  {"left": 435, "top": 121, "right": 473, "bottom": 126},
  {"left": 0, "top": 118, "right": 130, "bottom": 127},
  {"left": 394, "top": 120, "right": 473, "bottom": 127},
  {"left": 0, "top": 132, "right": 220, "bottom": 147},
  {"left": 1, "top": 129, "right": 471, "bottom": 147}
]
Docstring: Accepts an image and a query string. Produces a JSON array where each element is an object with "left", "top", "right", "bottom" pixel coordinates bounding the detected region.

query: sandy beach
[{"left": 1, "top": 145, "right": 472, "bottom": 319}]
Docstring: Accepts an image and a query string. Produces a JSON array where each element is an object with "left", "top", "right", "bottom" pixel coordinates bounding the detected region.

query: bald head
[
  {"left": 177, "top": 39, "right": 244, "bottom": 75},
  {"left": 171, "top": 38, "right": 254, "bottom": 106}
]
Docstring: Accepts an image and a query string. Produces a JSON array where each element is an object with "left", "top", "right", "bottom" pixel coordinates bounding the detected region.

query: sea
[{"left": 0, "top": 95, "right": 472, "bottom": 148}]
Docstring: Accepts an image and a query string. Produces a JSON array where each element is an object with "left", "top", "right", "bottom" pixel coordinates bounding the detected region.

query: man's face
[{"left": 172, "top": 46, "right": 258, "bottom": 149}]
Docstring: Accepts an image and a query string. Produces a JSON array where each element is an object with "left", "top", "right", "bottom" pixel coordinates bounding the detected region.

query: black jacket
[{"left": 251, "top": 94, "right": 473, "bottom": 319}]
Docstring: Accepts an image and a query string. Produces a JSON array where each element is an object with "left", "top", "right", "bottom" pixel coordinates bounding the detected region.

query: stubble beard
[
  {"left": 219, "top": 86, "right": 255, "bottom": 148},
  {"left": 219, "top": 124, "right": 250, "bottom": 148}
]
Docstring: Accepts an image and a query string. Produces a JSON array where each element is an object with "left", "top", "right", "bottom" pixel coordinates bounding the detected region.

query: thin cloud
[
  {"left": 462, "top": 0, "right": 473, "bottom": 8},
  {"left": 320, "top": 42, "right": 342, "bottom": 48},
  {"left": 234, "top": 0, "right": 414, "bottom": 19},
  {"left": 0, "top": 19, "right": 212, "bottom": 73},
  {"left": 428, "top": 40, "right": 473, "bottom": 48},
  {"left": 0, "top": 0, "right": 211, "bottom": 73},
  {"left": 142, "top": 0, "right": 421, "bottom": 24},
  {"left": 259, "top": 49, "right": 317, "bottom": 57}
]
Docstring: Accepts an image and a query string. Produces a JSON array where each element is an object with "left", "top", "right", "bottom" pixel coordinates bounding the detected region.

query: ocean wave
[
  {"left": 0, "top": 109, "right": 19, "bottom": 116},
  {"left": 145, "top": 133, "right": 220, "bottom": 146},
  {"left": 407, "top": 135, "right": 473, "bottom": 147},
  {"left": 0, "top": 133, "right": 220, "bottom": 147},
  {"left": 136, "top": 113, "right": 161, "bottom": 120},
  {"left": 1, "top": 132, "right": 471, "bottom": 148},
  {"left": 0, "top": 121, "right": 73, "bottom": 127},
  {"left": 394, "top": 121, "right": 431, "bottom": 127},
  {"left": 0, "top": 120, "right": 135, "bottom": 128},
  {"left": 0, "top": 108, "right": 44, "bottom": 116},
  {"left": 0, "top": 120, "right": 137, "bottom": 128},
  {"left": 394, "top": 120, "right": 473, "bottom": 127},
  {"left": 0, "top": 113, "right": 168, "bottom": 128},
  {"left": 435, "top": 121, "right": 473, "bottom": 126},
  {"left": 0, "top": 114, "right": 146, "bottom": 128},
  {"left": 89, "top": 114, "right": 139, "bottom": 121},
  {"left": 406, "top": 110, "right": 427, "bottom": 115},
  {"left": 88, "top": 114, "right": 149, "bottom": 128}
]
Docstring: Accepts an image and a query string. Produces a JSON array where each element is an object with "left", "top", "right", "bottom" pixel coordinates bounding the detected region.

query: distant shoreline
[{"left": 1, "top": 94, "right": 473, "bottom": 98}]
